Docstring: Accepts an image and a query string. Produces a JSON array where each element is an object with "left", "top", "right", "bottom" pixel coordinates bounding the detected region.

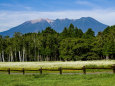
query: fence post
[
  {"left": 59, "top": 67, "right": 62, "bottom": 75},
  {"left": 8, "top": 68, "right": 10, "bottom": 75},
  {"left": 82, "top": 66, "right": 86, "bottom": 74},
  {"left": 112, "top": 64, "right": 115, "bottom": 74},
  {"left": 22, "top": 68, "right": 25, "bottom": 75},
  {"left": 39, "top": 67, "right": 42, "bottom": 74}
]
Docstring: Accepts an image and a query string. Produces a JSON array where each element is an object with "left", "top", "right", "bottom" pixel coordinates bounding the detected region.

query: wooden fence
[{"left": 0, "top": 64, "right": 115, "bottom": 75}]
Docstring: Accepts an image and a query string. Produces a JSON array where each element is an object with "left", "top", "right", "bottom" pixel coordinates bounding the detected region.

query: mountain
[{"left": 0, "top": 17, "right": 108, "bottom": 37}]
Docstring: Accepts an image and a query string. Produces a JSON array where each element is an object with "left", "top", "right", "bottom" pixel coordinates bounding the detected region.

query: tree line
[{"left": 0, "top": 24, "right": 115, "bottom": 62}]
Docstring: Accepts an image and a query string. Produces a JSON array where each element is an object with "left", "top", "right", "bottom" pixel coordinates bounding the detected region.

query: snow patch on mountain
[{"left": 30, "top": 18, "right": 53, "bottom": 24}]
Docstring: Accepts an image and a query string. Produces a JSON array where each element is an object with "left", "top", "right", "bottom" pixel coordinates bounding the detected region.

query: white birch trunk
[
  {"left": 15, "top": 48, "right": 17, "bottom": 60},
  {"left": 106, "top": 55, "right": 109, "bottom": 60},
  {"left": 19, "top": 51, "right": 21, "bottom": 62},
  {"left": 23, "top": 48, "right": 25, "bottom": 62},
  {"left": 11, "top": 51, "right": 13, "bottom": 62},
  {"left": 2, "top": 51, "right": 4, "bottom": 62},
  {"left": 9, "top": 54, "right": 10, "bottom": 62}
]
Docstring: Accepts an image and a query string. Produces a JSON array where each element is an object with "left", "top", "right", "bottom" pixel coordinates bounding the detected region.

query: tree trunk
[
  {"left": 46, "top": 56, "right": 49, "bottom": 61},
  {"left": 55, "top": 55, "right": 56, "bottom": 61},
  {"left": 28, "top": 46, "right": 30, "bottom": 61},
  {"left": 40, "top": 55, "right": 42, "bottom": 61},
  {"left": 37, "top": 54, "right": 39, "bottom": 61},
  {"left": 11, "top": 51, "right": 13, "bottom": 62},
  {"left": 0, "top": 53, "right": 2, "bottom": 62},
  {"left": 34, "top": 37, "right": 36, "bottom": 61},
  {"left": 8, "top": 54, "right": 10, "bottom": 62},
  {"left": 106, "top": 55, "right": 109, "bottom": 60},
  {"left": 19, "top": 51, "right": 21, "bottom": 62},
  {"left": 100, "top": 55, "right": 103, "bottom": 60},
  {"left": 2, "top": 51, "right": 5, "bottom": 62},
  {"left": 15, "top": 48, "right": 17, "bottom": 61},
  {"left": 23, "top": 48, "right": 25, "bottom": 62},
  {"left": 25, "top": 52, "right": 27, "bottom": 61},
  {"left": 34, "top": 45, "right": 36, "bottom": 61},
  {"left": 60, "top": 57, "right": 61, "bottom": 61}
]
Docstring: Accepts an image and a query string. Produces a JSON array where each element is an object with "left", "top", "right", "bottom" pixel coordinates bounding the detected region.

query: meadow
[
  {"left": 0, "top": 74, "right": 115, "bottom": 86},
  {"left": 0, "top": 60, "right": 115, "bottom": 70},
  {"left": 0, "top": 60, "right": 115, "bottom": 74},
  {"left": 0, "top": 60, "right": 115, "bottom": 86}
]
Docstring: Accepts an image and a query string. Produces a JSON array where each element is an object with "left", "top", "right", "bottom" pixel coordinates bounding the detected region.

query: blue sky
[
  {"left": 0, "top": 0, "right": 115, "bottom": 11},
  {"left": 0, "top": 0, "right": 115, "bottom": 32}
]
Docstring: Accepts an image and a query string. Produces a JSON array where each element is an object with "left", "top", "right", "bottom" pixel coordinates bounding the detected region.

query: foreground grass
[
  {"left": 0, "top": 74, "right": 115, "bottom": 86},
  {"left": 0, "top": 60, "right": 115, "bottom": 70}
]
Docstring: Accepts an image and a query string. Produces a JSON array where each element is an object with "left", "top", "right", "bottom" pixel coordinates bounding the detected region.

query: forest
[{"left": 0, "top": 24, "right": 115, "bottom": 62}]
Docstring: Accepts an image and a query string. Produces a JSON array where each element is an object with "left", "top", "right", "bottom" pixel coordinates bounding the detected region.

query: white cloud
[
  {"left": 0, "top": 9, "right": 115, "bottom": 32},
  {"left": 76, "top": 1, "right": 93, "bottom": 5},
  {"left": 75, "top": 0, "right": 99, "bottom": 8}
]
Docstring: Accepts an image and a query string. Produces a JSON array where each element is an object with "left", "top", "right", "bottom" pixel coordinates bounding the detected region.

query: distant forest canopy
[{"left": 0, "top": 24, "right": 115, "bottom": 62}]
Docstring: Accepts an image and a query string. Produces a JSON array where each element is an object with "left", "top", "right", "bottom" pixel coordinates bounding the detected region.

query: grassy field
[
  {"left": 0, "top": 60, "right": 115, "bottom": 70},
  {"left": 0, "top": 74, "right": 115, "bottom": 86},
  {"left": 0, "top": 60, "right": 115, "bottom": 86}
]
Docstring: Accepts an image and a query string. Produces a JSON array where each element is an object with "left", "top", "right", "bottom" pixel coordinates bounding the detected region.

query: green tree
[
  {"left": 83, "top": 28, "right": 95, "bottom": 38},
  {"left": 68, "top": 24, "right": 75, "bottom": 37},
  {"left": 61, "top": 27, "right": 68, "bottom": 38}
]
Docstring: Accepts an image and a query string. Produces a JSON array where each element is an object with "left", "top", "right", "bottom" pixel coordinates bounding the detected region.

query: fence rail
[{"left": 0, "top": 64, "right": 115, "bottom": 75}]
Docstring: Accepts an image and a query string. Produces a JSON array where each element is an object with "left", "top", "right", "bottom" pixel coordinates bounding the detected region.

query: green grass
[
  {"left": 0, "top": 74, "right": 115, "bottom": 86},
  {"left": 0, "top": 60, "right": 114, "bottom": 86}
]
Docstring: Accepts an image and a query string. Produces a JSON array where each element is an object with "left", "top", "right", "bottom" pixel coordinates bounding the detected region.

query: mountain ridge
[{"left": 0, "top": 17, "right": 108, "bottom": 37}]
